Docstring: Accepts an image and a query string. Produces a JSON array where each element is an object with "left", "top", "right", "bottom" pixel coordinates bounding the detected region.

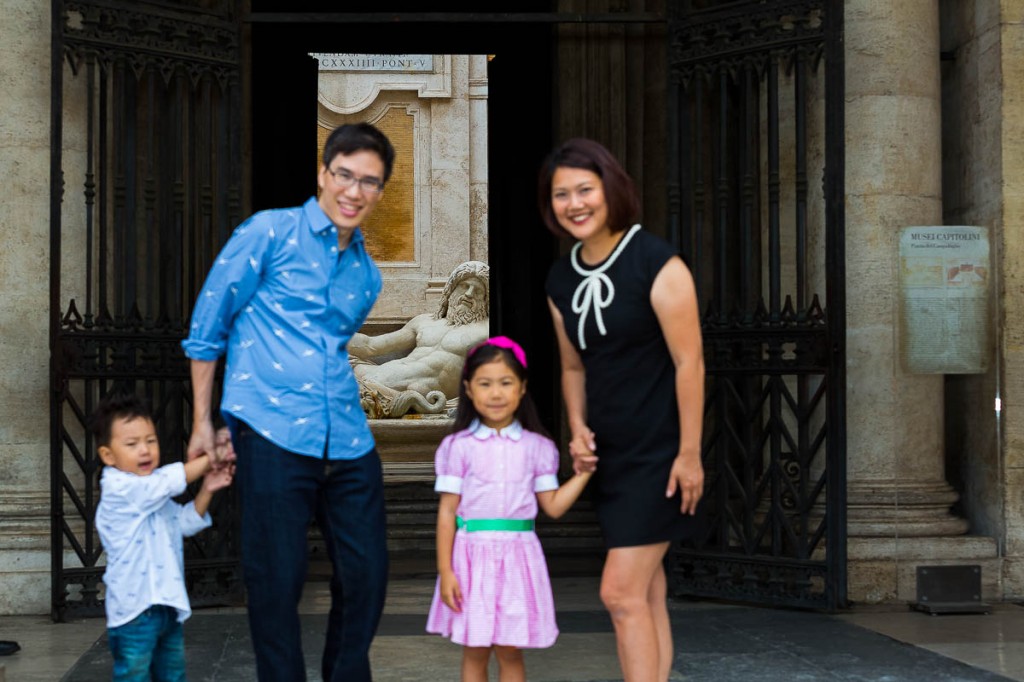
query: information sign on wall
[{"left": 899, "top": 226, "right": 990, "bottom": 374}]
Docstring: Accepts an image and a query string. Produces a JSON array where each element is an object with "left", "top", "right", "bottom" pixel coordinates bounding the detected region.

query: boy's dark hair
[
  {"left": 452, "top": 343, "right": 551, "bottom": 438},
  {"left": 322, "top": 122, "right": 396, "bottom": 183},
  {"left": 89, "top": 393, "right": 154, "bottom": 448}
]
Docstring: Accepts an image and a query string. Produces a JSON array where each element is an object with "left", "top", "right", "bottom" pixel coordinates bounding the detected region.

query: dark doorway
[
  {"left": 248, "top": 9, "right": 561, "bottom": 429},
  {"left": 242, "top": 8, "right": 594, "bottom": 578}
]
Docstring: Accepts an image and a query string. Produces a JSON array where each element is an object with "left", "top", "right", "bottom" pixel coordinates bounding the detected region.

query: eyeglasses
[{"left": 326, "top": 167, "right": 385, "bottom": 195}]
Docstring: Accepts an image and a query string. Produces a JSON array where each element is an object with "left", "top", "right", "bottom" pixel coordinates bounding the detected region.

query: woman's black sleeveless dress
[{"left": 546, "top": 225, "right": 701, "bottom": 548}]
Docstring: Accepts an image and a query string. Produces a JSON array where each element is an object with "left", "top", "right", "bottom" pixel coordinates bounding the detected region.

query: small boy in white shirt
[{"left": 93, "top": 393, "right": 234, "bottom": 681}]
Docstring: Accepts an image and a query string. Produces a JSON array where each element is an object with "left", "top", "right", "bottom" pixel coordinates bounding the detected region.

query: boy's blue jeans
[
  {"left": 230, "top": 418, "right": 389, "bottom": 682},
  {"left": 107, "top": 605, "right": 186, "bottom": 681}
]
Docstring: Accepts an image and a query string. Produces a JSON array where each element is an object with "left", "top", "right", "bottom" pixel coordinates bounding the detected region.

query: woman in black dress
[{"left": 541, "top": 139, "right": 704, "bottom": 681}]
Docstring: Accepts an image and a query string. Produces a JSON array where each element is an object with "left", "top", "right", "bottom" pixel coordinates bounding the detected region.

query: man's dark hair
[
  {"left": 322, "top": 123, "right": 396, "bottom": 183},
  {"left": 88, "top": 392, "right": 153, "bottom": 449},
  {"left": 537, "top": 137, "right": 640, "bottom": 239}
]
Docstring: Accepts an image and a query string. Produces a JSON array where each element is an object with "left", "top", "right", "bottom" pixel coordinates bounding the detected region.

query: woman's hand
[
  {"left": 569, "top": 427, "right": 598, "bottom": 474},
  {"left": 666, "top": 452, "right": 704, "bottom": 515},
  {"left": 439, "top": 569, "right": 462, "bottom": 612}
]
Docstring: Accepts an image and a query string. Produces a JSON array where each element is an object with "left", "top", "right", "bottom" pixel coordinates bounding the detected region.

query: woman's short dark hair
[
  {"left": 322, "top": 123, "right": 396, "bottom": 183},
  {"left": 537, "top": 138, "right": 640, "bottom": 238}
]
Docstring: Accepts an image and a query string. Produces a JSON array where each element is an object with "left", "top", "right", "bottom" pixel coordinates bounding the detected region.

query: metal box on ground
[{"left": 912, "top": 565, "right": 989, "bottom": 615}]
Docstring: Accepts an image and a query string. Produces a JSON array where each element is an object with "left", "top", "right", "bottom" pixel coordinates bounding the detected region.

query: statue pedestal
[{"left": 371, "top": 417, "right": 452, "bottom": 481}]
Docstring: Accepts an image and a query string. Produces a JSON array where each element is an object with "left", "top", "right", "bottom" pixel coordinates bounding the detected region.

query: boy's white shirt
[{"left": 96, "top": 462, "right": 212, "bottom": 628}]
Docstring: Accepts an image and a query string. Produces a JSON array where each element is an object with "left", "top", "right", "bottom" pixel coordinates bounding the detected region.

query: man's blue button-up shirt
[{"left": 182, "top": 197, "right": 382, "bottom": 460}]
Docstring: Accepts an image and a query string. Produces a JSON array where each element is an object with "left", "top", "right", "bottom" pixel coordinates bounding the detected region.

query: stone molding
[
  {"left": 315, "top": 54, "right": 453, "bottom": 115},
  {"left": 846, "top": 481, "right": 970, "bottom": 537}
]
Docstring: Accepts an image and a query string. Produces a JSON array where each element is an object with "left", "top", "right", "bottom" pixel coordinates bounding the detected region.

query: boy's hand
[
  {"left": 439, "top": 570, "right": 462, "bottom": 613},
  {"left": 203, "top": 463, "right": 235, "bottom": 493}
]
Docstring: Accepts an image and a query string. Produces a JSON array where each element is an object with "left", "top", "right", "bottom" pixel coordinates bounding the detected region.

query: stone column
[
  {"left": 429, "top": 55, "right": 471, "bottom": 282},
  {"left": 844, "top": 0, "right": 997, "bottom": 602},
  {"left": 468, "top": 55, "right": 488, "bottom": 264},
  {"left": 996, "top": 0, "right": 1024, "bottom": 596},
  {"left": 0, "top": 0, "right": 55, "bottom": 614}
]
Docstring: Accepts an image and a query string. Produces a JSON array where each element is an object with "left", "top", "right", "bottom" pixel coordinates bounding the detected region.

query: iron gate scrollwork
[
  {"left": 667, "top": 0, "right": 846, "bottom": 610},
  {"left": 50, "top": 0, "right": 245, "bottom": 620}
]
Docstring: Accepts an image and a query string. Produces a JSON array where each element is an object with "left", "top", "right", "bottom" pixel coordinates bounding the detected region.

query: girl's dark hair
[
  {"left": 88, "top": 392, "right": 153, "bottom": 448},
  {"left": 452, "top": 343, "right": 550, "bottom": 438},
  {"left": 537, "top": 137, "right": 640, "bottom": 239}
]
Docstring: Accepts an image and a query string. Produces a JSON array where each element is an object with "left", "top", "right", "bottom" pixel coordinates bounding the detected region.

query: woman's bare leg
[
  {"left": 648, "top": 562, "right": 673, "bottom": 679},
  {"left": 600, "top": 542, "right": 672, "bottom": 681}
]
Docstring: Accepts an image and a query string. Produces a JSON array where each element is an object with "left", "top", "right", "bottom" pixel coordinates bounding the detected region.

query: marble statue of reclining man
[{"left": 348, "top": 261, "right": 490, "bottom": 418}]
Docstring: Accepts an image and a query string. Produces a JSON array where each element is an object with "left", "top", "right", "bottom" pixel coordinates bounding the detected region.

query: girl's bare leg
[
  {"left": 600, "top": 542, "right": 672, "bottom": 681},
  {"left": 461, "top": 646, "right": 491, "bottom": 682},
  {"left": 493, "top": 645, "right": 526, "bottom": 682}
]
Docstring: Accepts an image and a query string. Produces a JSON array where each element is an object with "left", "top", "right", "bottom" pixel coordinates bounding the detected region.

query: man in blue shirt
[{"left": 182, "top": 123, "right": 394, "bottom": 682}]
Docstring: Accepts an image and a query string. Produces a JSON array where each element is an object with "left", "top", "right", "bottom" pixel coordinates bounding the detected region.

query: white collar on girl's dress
[
  {"left": 569, "top": 224, "right": 642, "bottom": 350},
  {"left": 469, "top": 419, "right": 523, "bottom": 441}
]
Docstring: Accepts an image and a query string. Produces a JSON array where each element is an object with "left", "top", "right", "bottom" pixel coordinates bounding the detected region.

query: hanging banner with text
[{"left": 898, "top": 226, "right": 990, "bottom": 374}]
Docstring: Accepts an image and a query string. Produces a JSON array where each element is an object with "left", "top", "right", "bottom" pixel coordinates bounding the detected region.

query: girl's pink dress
[{"left": 426, "top": 420, "right": 560, "bottom": 648}]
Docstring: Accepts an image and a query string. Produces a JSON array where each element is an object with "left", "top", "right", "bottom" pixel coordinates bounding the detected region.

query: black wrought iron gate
[
  {"left": 49, "top": 0, "right": 245, "bottom": 620},
  {"left": 666, "top": 0, "right": 847, "bottom": 610}
]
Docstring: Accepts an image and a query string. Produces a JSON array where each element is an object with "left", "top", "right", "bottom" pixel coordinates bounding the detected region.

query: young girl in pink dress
[{"left": 426, "top": 336, "right": 592, "bottom": 682}]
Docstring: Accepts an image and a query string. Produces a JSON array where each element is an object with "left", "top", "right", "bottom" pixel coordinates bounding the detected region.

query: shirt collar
[
  {"left": 469, "top": 419, "right": 523, "bottom": 441},
  {"left": 302, "top": 196, "right": 366, "bottom": 246}
]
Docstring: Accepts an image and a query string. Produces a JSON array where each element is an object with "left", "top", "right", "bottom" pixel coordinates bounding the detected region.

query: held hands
[
  {"left": 187, "top": 420, "right": 236, "bottom": 471},
  {"left": 439, "top": 570, "right": 463, "bottom": 613},
  {"left": 202, "top": 460, "right": 235, "bottom": 493},
  {"left": 187, "top": 419, "right": 216, "bottom": 463},
  {"left": 569, "top": 427, "right": 598, "bottom": 474},
  {"left": 213, "top": 427, "right": 235, "bottom": 469},
  {"left": 666, "top": 451, "right": 704, "bottom": 515}
]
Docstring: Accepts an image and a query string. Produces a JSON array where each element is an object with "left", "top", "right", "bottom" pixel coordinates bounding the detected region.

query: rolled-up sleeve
[
  {"left": 182, "top": 214, "right": 272, "bottom": 361},
  {"left": 103, "top": 463, "right": 188, "bottom": 514},
  {"left": 179, "top": 501, "right": 213, "bottom": 537}
]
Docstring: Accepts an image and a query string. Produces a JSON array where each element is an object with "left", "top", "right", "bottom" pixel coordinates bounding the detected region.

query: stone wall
[
  {"left": 0, "top": 0, "right": 55, "bottom": 614},
  {"left": 315, "top": 54, "right": 488, "bottom": 325},
  {"left": 940, "top": 0, "right": 1024, "bottom": 600},
  {"left": 842, "top": 0, "right": 1004, "bottom": 604},
  {"left": 994, "top": 0, "right": 1024, "bottom": 596},
  {"left": 939, "top": 0, "right": 1006, "bottom": 574},
  {"left": 2, "top": 1, "right": 1023, "bottom": 615}
]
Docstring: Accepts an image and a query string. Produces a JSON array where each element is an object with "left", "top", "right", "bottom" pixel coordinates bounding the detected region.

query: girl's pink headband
[{"left": 469, "top": 336, "right": 528, "bottom": 368}]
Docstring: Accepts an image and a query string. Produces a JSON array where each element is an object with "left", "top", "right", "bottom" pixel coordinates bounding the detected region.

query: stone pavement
[{"left": 2, "top": 577, "right": 1023, "bottom": 681}]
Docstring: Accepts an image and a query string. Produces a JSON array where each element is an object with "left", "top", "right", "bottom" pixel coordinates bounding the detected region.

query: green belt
[{"left": 456, "top": 516, "right": 535, "bottom": 532}]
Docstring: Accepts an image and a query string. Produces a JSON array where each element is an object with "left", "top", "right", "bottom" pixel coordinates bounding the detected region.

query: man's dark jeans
[{"left": 231, "top": 420, "right": 389, "bottom": 681}]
